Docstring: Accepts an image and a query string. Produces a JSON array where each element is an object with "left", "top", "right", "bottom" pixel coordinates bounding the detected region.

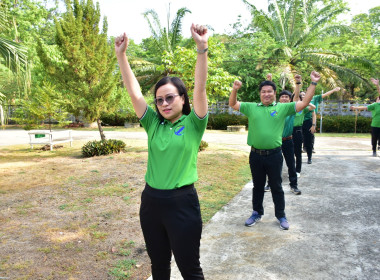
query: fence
[
  {"left": 209, "top": 100, "right": 373, "bottom": 117},
  {"left": 2, "top": 100, "right": 373, "bottom": 125}
]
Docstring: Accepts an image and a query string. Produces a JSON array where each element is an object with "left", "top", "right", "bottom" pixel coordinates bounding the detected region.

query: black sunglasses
[{"left": 155, "top": 94, "right": 180, "bottom": 106}]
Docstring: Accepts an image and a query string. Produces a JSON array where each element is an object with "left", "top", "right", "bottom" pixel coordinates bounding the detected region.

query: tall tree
[
  {"left": 127, "top": 5, "right": 191, "bottom": 93},
  {"left": 37, "top": 0, "right": 119, "bottom": 140},
  {"left": 143, "top": 4, "right": 191, "bottom": 57},
  {"left": 242, "top": 0, "right": 375, "bottom": 91}
]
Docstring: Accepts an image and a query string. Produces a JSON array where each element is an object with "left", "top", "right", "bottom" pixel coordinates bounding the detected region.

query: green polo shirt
[
  {"left": 240, "top": 101, "right": 296, "bottom": 149},
  {"left": 367, "top": 102, "right": 380, "bottom": 128},
  {"left": 294, "top": 108, "right": 310, "bottom": 127},
  {"left": 283, "top": 115, "right": 295, "bottom": 138},
  {"left": 140, "top": 106, "right": 208, "bottom": 190},
  {"left": 304, "top": 94, "right": 322, "bottom": 120}
]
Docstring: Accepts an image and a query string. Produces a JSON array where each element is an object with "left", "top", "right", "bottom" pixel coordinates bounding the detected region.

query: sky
[{"left": 94, "top": 0, "right": 379, "bottom": 43}]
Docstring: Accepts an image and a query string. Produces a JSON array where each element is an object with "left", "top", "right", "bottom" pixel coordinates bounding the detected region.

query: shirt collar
[
  {"left": 258, "top": 101, "right": 277, "bottom": 107},
  {"left": 161, "top": 114, "right": 186, "bottom": 126}
]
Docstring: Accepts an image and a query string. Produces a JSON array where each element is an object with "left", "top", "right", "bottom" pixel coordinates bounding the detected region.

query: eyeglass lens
[{"left": 155, "top": 94, "right": 178, "bottom": 106}]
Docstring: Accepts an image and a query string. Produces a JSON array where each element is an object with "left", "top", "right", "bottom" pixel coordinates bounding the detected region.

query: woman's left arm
[{"left": 191, "top": 23, "right": 209, "bottom": 118}]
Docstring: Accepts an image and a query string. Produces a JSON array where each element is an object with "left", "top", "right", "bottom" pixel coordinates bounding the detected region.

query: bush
[
  {"left": 82, "top": 139, "right": 126, "bottom": 157},
  {"left": 100, "top": 112, "right": 127, "bottom": 126},
  {"left": 100, "top": 111, "right": 140, "bottom": 126},
  {"left": 208, "top": 113, "right": 248, "bottom": 130},
  {"left": 316, "top": 115, "right": 371, "bottom": 133},
  {"left": 199, "top": 140, "right": 208, "bottom": 151}
]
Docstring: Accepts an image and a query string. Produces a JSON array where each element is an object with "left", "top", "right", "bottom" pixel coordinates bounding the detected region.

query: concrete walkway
[
  {"left": 1, "top": 129, "right": 379, "bottom": 279},
  {"left": 171, "top": 137, "right": 380, "bottom": 280}
]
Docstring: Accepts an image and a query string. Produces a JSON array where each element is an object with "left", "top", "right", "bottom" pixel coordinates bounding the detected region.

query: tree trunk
[
  {"left": 97, "top": 118, "right": 106, "bottom": 141},
  {"left": 0, "top": 105, "right": 4, "bottom": 126}
]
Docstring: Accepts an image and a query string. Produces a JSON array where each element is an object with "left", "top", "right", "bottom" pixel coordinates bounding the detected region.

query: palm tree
[
  {"left": 127, "top": 5, "right": 191, "bottom": 93},
  {"left": 242, "top": 0, "right": 375, "bottom": 90},
  {"left": 0, "top": 3, "right": 28, "bottom": 74},
  {"left": 143, "top": 4, "right": 191, "bottom": 55}
]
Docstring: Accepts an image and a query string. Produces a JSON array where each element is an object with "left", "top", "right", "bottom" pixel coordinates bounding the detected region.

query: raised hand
[
  {"left": 190, "top": 23, "right": 209, "bottom": 49},
  {"left": 233, "top": 80, "right": 242, "bottom": 90},
  {"left": 266, "top": 73, "right": 272, "bottom": 81},
  {"left": 370, "top": 78, "right": 379, "bottom": 86},
  {"left": 295, "top": 74, "right": 302, "bottom": 83},
  {"left": 310, "top": 71, "right": 321, "bottom": 83},
  {"left": 334, "top": 87, "right": 341, "bottom": 92},
  {"left": 115, "top": 32, "right": 129, "bottom": 56}
]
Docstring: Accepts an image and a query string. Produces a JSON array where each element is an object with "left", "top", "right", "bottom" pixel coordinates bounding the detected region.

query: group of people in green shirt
[
  {"left": 229, "top": 71, "right": 321, "bottom": 231},
  {"left": 115, "top": 21, "right": 380, "bottom": 280}
]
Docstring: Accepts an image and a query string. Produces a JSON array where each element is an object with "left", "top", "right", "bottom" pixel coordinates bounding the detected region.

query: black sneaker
[
  {"left": 264, "top": 185, "right": 271, "bottom": 192},
  {"left": 307, "top": 159, "right": 312, "bottom": 164},
  {"left": 291, "top": 187, "right": 301, "bottom": 195}
]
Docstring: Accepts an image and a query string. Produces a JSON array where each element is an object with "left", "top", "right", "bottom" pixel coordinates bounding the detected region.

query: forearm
[
  {"left": 351, "top": 106, "right": 367, "bottom": 111},
  {"left": 229, "top": 88, "right": 240, "bottom": 110},
  {"left": 293, "top": 84, "right": 300, "bottom": 101},
  {"left": 116, "top": 53, "right": 146, "bottom": 118},
  {"left": 312, "top": 112, "right": 317, "bottom": 125},
  {"left": 193, "top": 47, "right": 208, "bottom": 118},
  {"left": 296, "top": 83, "right": 316, "bottom": 112},
  {"left": 308, "top": 103, "right": 316, "bottom": 111},
  {"left": 322, "top": 89, "right": 336, "bottom": 98}
]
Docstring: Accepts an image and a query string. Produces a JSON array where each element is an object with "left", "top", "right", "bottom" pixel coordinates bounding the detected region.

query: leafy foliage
[
  {"left": 37, "top": 0, "right": 119, "bottom": 140},
  {"left": 208, "top": 113, "right": 248, "bottom": 130},
  {"left": 82, "top": 139, "right": 126, "bottom": 157},
  {"left": 317, "top": 115, "right": 371, "bottom": 133},
  {"left": 13, "top": 81, "right": 70, "bottom": 130},
  {"left": 241, "top": 0, "right": 375, "bottom": 91}
]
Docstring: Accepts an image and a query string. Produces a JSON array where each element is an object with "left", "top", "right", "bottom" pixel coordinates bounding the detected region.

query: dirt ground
[
  {"left": 0, "top": 130, "right": 251, "bottom": 280},
  {"left": 0, "top": 144, "right": 152, "bottom": 280}
]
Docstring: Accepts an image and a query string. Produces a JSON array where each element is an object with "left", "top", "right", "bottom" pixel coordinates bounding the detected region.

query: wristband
[
  {"left": 311, "top": 81, "right": 317, "bottom": 86},
  {"left": 312, "top": 124, "right": 316, "bottom": 126},
  {"left": 296, "top": 82, "right": 301, "bottom": 84},
  {"left": 196, "top": 48, "right": 208, "bottom": 54}
]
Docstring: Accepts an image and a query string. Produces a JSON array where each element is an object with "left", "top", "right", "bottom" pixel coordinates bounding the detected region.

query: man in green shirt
[
  {"left": 229, "top": 71, "right": 321, "bottom": 230},
  {"left": 350, "top": 78, "right": 380, "bottom": 157}
]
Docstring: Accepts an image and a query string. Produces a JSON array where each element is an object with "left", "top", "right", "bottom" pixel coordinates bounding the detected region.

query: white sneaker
[{"left": 296, "top": 172, "right": 301, "bottom": 178}]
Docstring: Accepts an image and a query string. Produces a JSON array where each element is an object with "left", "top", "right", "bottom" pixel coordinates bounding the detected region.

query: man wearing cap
[{"left": 229, "top": 71, "right": 321, "bottom": 230}]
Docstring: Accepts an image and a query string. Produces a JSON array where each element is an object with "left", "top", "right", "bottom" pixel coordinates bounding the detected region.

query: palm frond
[
  {"left": 170, "top": 7, "right": 191, "bottom": 51},
  {"left": 142, "top": 9, "right": 165, "bottom": 53},
  {"left": 0, "top": 37, "right": 28, "bottom": 73}
]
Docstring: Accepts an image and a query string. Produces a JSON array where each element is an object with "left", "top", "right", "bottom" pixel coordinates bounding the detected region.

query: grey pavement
[
  {"left": 1, "top": 129, "right": 379, "bottom": 279},
  {"left": 169, "top": 136, "right": 380, "bottom": 280}
]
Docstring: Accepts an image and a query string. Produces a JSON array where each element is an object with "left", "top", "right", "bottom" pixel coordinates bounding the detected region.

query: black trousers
[
  {"left": 302, "top": 119, "right": 313, "bottom": 160},
  {"left": 293, "top": 126, "right": 303, "bottom": 173},
  {"left": 281, "top": 139, "right": 297, "bottom": 188},
  {"left": 249, "top": 148, "right": 285, "bottom": 219},
  {"left": 371, "top": 126, "right": 380, "bottom": 153},
  {"left": 140, "top": 183, "right": 204, "bottom": 280}
]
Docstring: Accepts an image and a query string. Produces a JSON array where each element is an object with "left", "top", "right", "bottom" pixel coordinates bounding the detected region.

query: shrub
[
  {"left": 199, "top": 140, "right": 208, "bottom": 151},
  {"left": 100, "top": 112, "right": 127, "bottom": 126},
  {"left": 82, "top": 139, "right": 126, "bottom": 157},
  {"left": 316, "top": 115, "right": 371, "bottom": 133},
  {"left": 208, "top": 113, "right": 248, "bottom": 130}
]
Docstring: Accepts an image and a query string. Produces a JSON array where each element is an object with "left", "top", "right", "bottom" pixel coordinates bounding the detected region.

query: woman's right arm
[{"left": 115, "top": 33, "right": 147, "bottom": 118}]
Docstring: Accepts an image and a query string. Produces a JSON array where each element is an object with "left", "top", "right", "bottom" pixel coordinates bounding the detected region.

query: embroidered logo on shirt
[
  {"left": 174, "top": 125, "right": 185, "bottom": 136},
  {"left": 270, "top": 110, "right": 278, "bottom": 117}
]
